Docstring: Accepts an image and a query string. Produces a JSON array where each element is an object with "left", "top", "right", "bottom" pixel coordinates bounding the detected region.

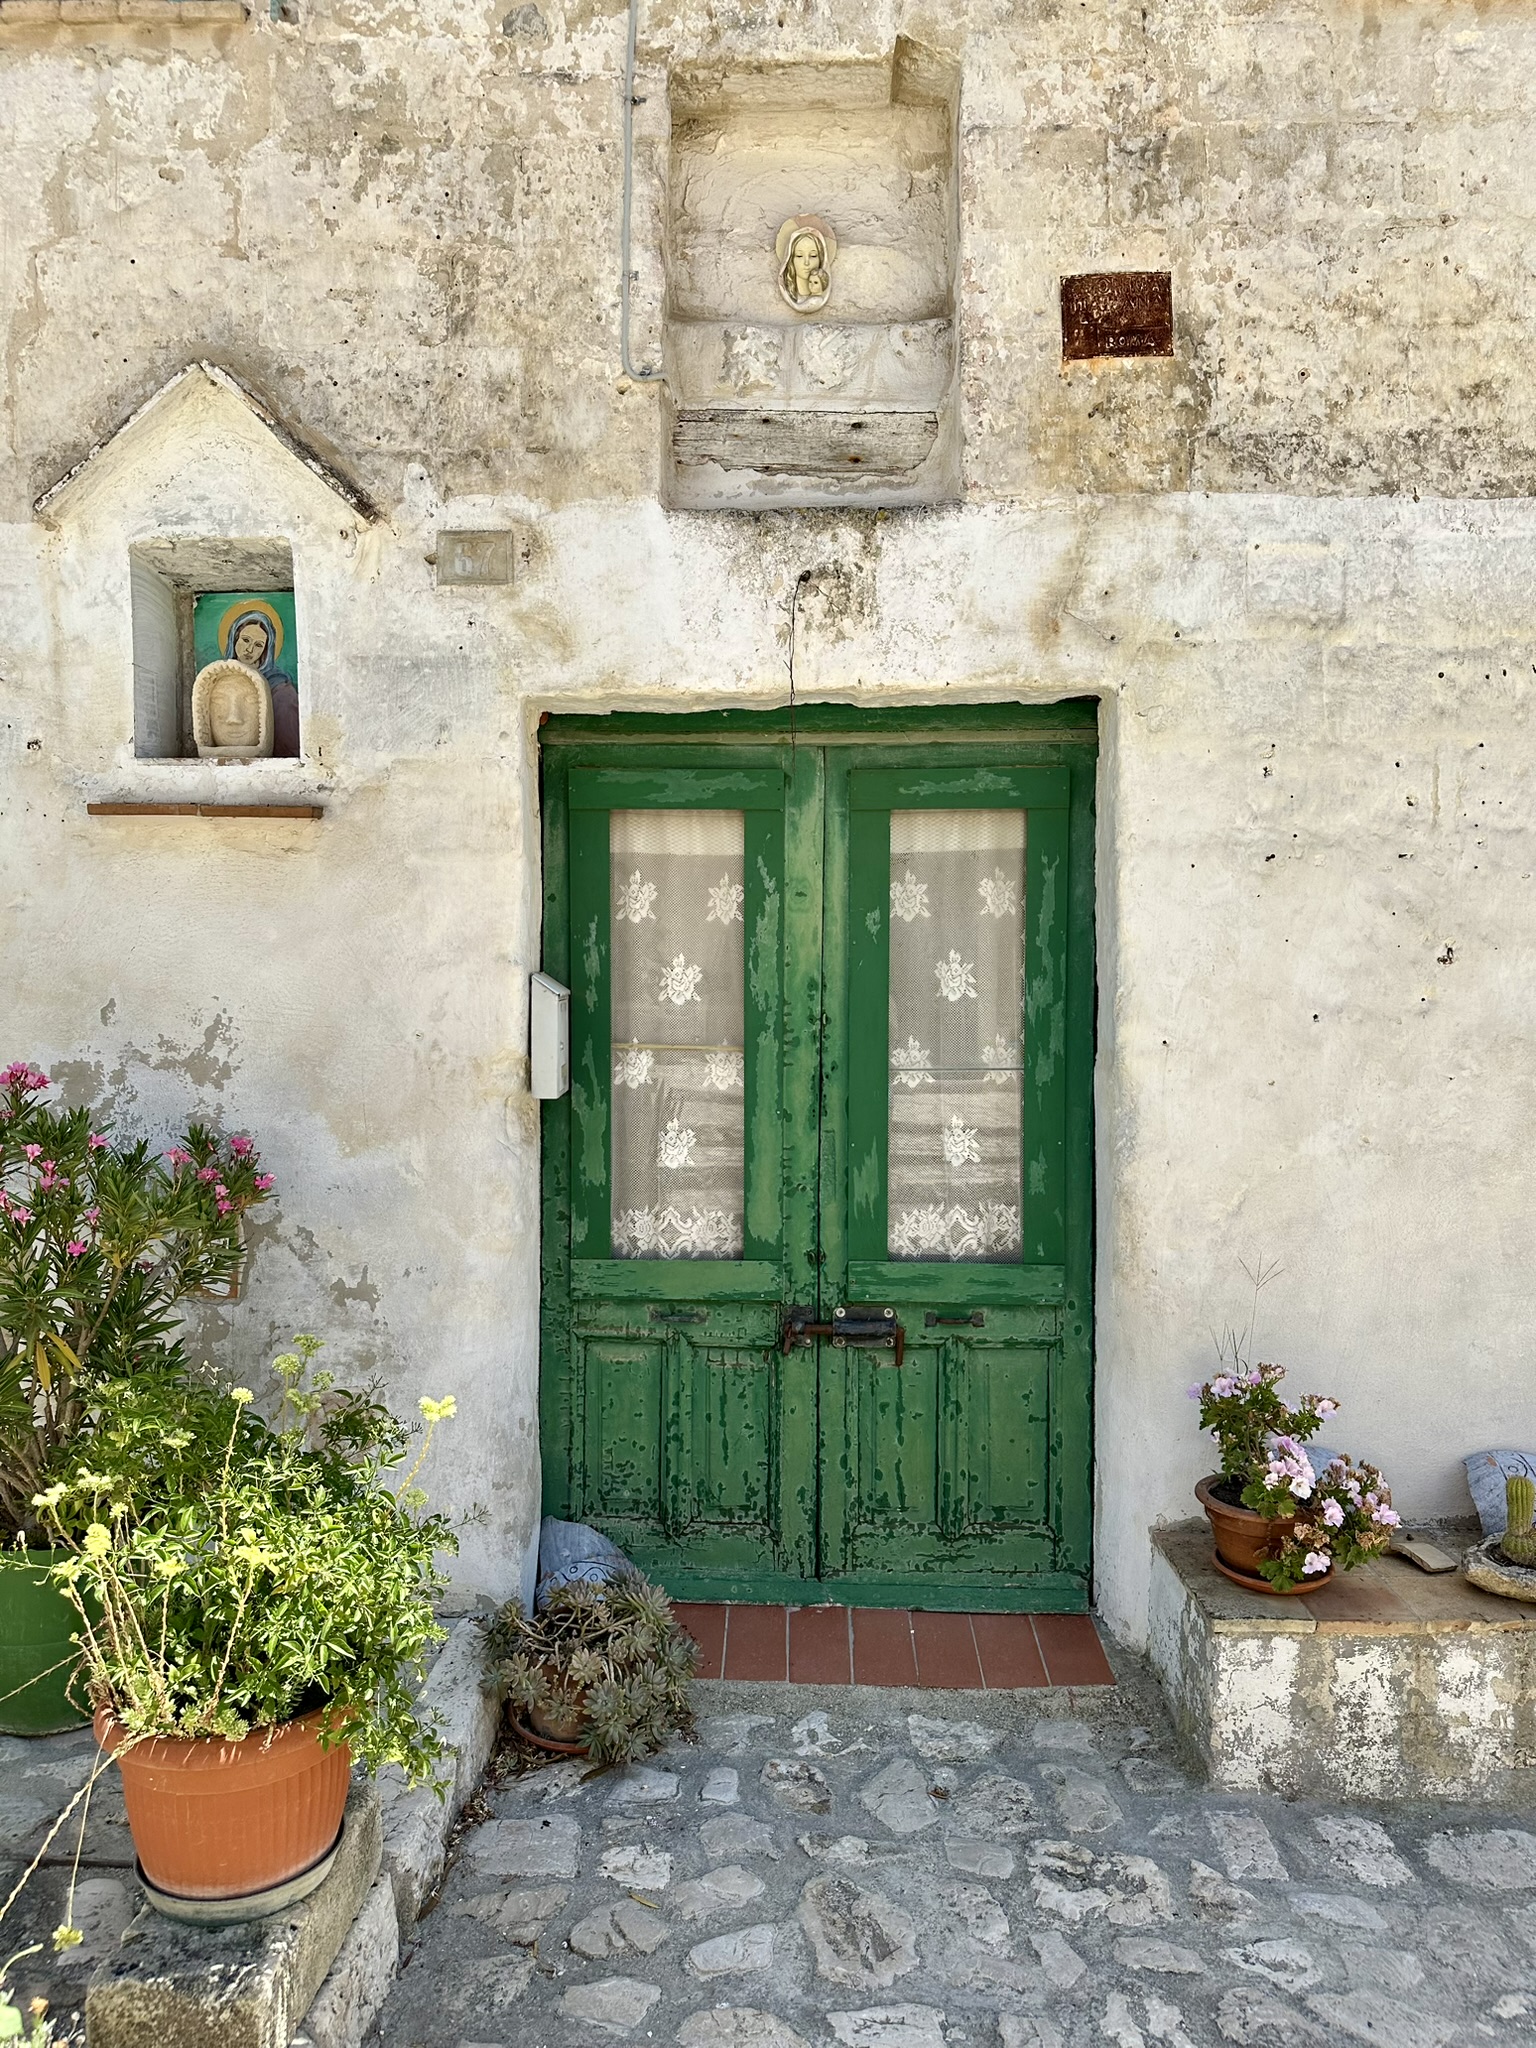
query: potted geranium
[
  {"left": 1190, "top": 1359, "right": 1399, "bottom": 1594},
  {"left": 33, "top": 1338, "right": 457, "bottom": 1910},
  {"left": 0, "top": 1060, "right": 272, "bottom": 1734}
]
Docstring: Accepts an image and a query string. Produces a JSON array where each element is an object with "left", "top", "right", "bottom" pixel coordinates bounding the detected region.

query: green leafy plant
[
  {"left": 484, "top": 1574, "right": 698, "bottom": 1767},
  {"left": 33, "top": 1339, "right": 458, "bottom": 1781},
  {"left": 0, "top": 1061, "right": 273, "bottom": 1544}
]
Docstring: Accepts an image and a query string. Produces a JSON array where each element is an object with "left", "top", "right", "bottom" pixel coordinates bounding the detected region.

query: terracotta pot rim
[
  {"left": 94, "top": 1702, "right": 347, "bottom": 1764},
  {"left": 508, "top": 1712, "right": 590, "bottom": 1757},
  {"left": 1194, "top": 1474, "right": 1291, "bottom": 1523}
]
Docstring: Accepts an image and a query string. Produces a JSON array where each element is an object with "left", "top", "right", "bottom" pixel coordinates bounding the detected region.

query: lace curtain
[
  {"left": 888, "top": 809, "right": 1026, "bottom": 1262},
  {"left": 610, "top": 810, "right": 745, "bottom": 1259}
]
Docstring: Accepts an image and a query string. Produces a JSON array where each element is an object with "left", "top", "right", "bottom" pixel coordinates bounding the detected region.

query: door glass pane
[
  {"left": 611, "top": 809, "right": 745, "bottom": 1259},
  {"left": 888, "top": 809, "right": 1025, "bottom": 1262}
]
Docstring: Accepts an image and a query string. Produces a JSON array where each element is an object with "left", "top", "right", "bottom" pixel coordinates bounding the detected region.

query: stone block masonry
[{"left": 1149, "top": 1523, "right": 1536, "bottom": 1802}]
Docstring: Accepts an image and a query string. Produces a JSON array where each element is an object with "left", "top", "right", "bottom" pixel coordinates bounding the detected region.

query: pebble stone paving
[{"left": 367, "top": 1670, "right": 1536, "bottom": 2048}]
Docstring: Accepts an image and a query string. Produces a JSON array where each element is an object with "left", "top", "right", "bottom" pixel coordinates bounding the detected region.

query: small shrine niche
[
  {"left": 130, "top": 539, "right": 300, "bottom": 761},
  {"left": 663, "top": 41, "right": 961, "bottom": 510}
]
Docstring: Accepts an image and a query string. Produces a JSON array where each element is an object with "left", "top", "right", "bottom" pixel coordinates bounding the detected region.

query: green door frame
[{"left": 538, "top": 700, "right": 1098, "bottom": 1610}]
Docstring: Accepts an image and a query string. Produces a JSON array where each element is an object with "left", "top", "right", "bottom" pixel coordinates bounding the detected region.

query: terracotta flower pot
[
  {"left": 1195, "top": 1474, "right": 1297, "bottom": 1575},
  {"left": 95, "top": 1704, "right": 350, "bottom": 1901},
  {"left": 0, "top": 1550, "right": 91, "bottom": 1737}
]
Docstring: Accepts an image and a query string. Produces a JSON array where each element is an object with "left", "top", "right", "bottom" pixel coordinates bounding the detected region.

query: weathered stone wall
[
  {"left": 4, "top": 0, "right": 1536, "bottom": 512},
  {"left": 3, "top": 0, "right": 1536, "bottom": 1635}
]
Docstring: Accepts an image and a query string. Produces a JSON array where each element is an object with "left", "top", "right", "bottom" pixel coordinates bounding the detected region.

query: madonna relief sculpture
[
  {"left": 775, "top": 215, "right": 837, "bottom": 313},
  {"left": 191, "top": 659, "right": 274, "bottom": 760}
]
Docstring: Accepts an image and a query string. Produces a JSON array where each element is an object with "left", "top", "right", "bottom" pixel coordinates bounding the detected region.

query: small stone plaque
[
  {"left": 1060, "top": 272, "right": 1174, "bottom": 361},
  {"left": 436, "top": 530, "right": 516, "bottom": 586}
]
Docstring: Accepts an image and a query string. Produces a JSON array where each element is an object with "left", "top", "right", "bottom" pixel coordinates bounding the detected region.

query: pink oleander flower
[
  {"left": 8, "top": 1206, "right": 32, "bottom": 1226},
  {"left": 1302, "top": 1550, "right": 1331, "bottom": 1576},
  {"left": 65, "top": 1240, "right": 86, "bottom": 1257},
  {"left": 165, "top": 1147, "right": 193, "bottom": 1168},
  {"left": 23, "top": 1144, "right": 41, "bottom": 1161},
  {"left": 197, "top": 1167, "right": 218, "bottom": 1183},
  {"left": 1321, "top": 1498, "right": 1345, "bottom": 1527},
  {"left": 213, "top": 1183, "right": 228, "bottom": 1200},
  {"left": 216, "top": 1199, "right": 234, "bottom": 1215},
  {"left": 87, "top": 1132, "right": 108, "bottom": 1150},
  {"left": 1, "top": 1063, "right": 49, "bottom": 1092},
  {"left": 84, "top": 1207, "right": 100, "bottom": 1224},
  {"left": 230, "top": 1135, "right": 253, "bottom": 1156},
  {"left": 253, "top": 1173, "right": 274, "bottom": 1191}
]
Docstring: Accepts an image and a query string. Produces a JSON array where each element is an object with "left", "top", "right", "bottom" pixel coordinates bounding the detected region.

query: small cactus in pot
[{"left": 1500, "top": 1475, "right": 1536, "bottom": 1568}]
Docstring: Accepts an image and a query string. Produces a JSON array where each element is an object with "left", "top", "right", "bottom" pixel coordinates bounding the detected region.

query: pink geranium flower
[{"left": 1302, "top": 1551, "right": 1331, "bottom": 1576}]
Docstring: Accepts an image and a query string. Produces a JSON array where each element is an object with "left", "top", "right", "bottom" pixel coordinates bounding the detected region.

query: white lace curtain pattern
[
  {"left": 610, "top": 810, "right": 746, "bottom": 1260},
  {"left": 888, "top": 809, "right": 1026, "bottom": 1263}
]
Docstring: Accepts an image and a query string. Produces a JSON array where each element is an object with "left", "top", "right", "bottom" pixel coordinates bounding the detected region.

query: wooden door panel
[
  {"left": 579, "top": 1337, "right": 665, "bottom": 1522},
  {"left": 541, "top": 712, "right": 1096, "bottom": 1611}
]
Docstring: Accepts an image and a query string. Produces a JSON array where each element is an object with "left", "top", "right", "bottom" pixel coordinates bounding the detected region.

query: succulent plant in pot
[
  {"left": 483, "top": 1574, "right": 698, "bottom": 1766},
  {"left": 0, "top": 1060, "right": 273, "bottom": 1734}
]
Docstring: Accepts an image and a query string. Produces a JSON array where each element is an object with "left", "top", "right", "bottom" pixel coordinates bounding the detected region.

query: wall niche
[
  {"left": 130, "top": 538, "right": 300, "bottom": 761},
  {"left": 663, "top": 41, "right": 960, "bottom": 511}
]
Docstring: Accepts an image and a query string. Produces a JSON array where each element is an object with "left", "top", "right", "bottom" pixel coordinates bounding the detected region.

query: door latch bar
[{"left": 780, "top": 1305, "right": 905, "bottom": 1369}]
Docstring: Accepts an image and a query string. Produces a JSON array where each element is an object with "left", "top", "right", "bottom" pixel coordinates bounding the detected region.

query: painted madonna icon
[
  {"left": 775, "top": 214, "right": 837, "bottom": 314},
  {"left": 191, "top": 592, "right": 300, "bottom": 757}
]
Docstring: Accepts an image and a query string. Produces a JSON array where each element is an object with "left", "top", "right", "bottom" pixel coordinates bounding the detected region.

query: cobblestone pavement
[{"left": 370, "top": 1670, "right": 1536, "bottom": 2048}]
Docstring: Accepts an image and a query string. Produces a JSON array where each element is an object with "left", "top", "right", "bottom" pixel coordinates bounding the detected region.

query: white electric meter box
[{"left": 529, "top": 973, "right": 571, "bottom": 1099}]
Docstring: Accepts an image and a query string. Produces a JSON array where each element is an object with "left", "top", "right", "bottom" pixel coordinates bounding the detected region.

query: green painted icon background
[{"left": 192, "top": 590, "right": 299, "bottom": 690}]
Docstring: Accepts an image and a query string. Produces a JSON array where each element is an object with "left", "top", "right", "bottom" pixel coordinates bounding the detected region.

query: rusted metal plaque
[{"left": 1060, "top": 272, "right": 1174, "bottom": 360}]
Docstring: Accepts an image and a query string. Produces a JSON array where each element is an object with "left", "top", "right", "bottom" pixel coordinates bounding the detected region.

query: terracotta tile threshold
[{"left": 673, "top": 1603, "right": 1114, "bottom": 1688}]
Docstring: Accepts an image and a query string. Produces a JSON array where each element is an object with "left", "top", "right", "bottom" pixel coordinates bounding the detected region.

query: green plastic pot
[{"left": 0, "top": 1549, "right": 91, "bottom": 1735}]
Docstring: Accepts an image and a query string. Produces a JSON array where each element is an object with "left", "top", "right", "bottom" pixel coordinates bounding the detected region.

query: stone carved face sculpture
[
  {"left": 191, "top": 658, "right": 275, "bottom": 759},
  {"left": 775, "top": 215, "right": 836, "bottom": 313}
]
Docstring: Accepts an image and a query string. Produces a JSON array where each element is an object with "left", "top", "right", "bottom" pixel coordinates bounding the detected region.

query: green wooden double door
[{"left": 539, "top": 705, "right": 1097, "bottom": 1611}]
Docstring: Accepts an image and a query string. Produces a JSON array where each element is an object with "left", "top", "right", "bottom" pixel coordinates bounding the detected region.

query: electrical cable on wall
[{"left": 620, "top": 0, "right": 665, "bottom": 383}]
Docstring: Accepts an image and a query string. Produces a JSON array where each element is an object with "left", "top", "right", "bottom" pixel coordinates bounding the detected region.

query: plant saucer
[{"left": 1212, "top": 1555, "right": 1334, "bottom": 1598}]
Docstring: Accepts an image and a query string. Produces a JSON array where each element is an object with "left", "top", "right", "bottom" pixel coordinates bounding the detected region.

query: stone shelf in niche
[{"left": 662, "top": 41, "right": 960, "bottom": 510}]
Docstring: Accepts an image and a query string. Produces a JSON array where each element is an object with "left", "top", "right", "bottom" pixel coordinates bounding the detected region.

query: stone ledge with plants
[{"left": 0, "top": 1059, "right": 463, "bottom": 2045}]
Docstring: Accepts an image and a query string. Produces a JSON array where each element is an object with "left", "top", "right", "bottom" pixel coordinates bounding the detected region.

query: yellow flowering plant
[{"left": 34, "top": 1339, "right": 458, "bottom": 1781}]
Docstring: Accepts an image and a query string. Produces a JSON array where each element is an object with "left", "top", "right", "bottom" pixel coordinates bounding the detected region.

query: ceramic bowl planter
[
  {"left": 95, "top": 1705, "right": 350, "bottom": 1907},
  {"left": 0, "top": 1550, "right": 91, "bottom": 1736},
  {"left": 1195, "top": 1476, "right": 1332, "bottom": 1596}
]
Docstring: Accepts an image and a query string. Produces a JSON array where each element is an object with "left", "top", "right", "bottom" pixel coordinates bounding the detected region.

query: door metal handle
[{"left": 780, "top": 1305, "right": 905, "bottom": 1370}]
